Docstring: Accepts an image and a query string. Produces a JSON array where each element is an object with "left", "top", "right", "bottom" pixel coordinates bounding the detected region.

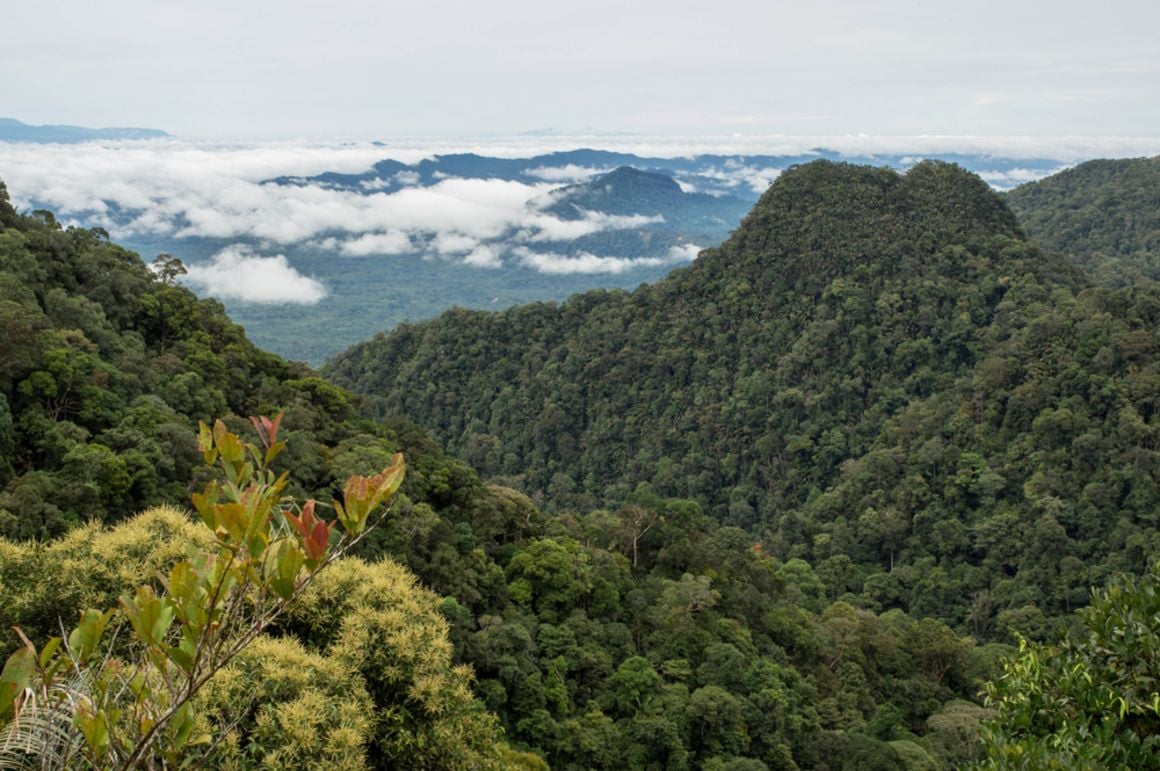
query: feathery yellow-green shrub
[
  {"left": 196, "top": 635, "right": 373, "bottom": 770},
  {"left": 286, "top": 557, "right": 513, "bottom": 769},
  {"left": 0, "top": 506, "right": 209, "bottom": 654}
]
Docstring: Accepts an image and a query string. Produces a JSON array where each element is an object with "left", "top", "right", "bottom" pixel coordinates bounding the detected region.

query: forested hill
[
  {"left": 534, "top": 165, "right": 750, "bottom": 260},
  {"left": 1005, "top": 155, "right": 1160, "bottom": 285},
  {"left": 328, "top": 159, "right": 1160, "bottom": 620},
  {"left": 541, "top": 166, "right": 745, "bottom": 221}
]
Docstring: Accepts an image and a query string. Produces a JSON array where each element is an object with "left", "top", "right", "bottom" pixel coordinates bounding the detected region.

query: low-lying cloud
[
  {"left": 525, "top": 164, "right": 612, "bottom": 183},
  {"left": 520, "top": 210, "right": 665, "bottom": 242},
  {"left": 693, "top": 163, "right": 783, "bottom": 194},
  {"left": 975, "top": 166, "right": 1072, "bottom": 189},
  {"left": 183, "top": 245, "right": 327, "bottom": 304},
  {"left": 322, "top": 231, "right": 414, "bottom": 256},
  {"left": 513, "top": 243, "right": 702, "bottom": 274}
]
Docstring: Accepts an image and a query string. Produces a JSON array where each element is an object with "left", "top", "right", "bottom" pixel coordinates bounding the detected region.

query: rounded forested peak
[
  {"left": 758, "top": 158, "right": 901, "bottom": 197},
  {"left": 740, "top": 158, "right": 1016, "bottom": 240},
  {"left": 1013, "top": 155, "right": 1158, "bottom": 194},
  {"left": 545, "top": 165, "right": 684, "bottom": 212},
  {"left": 1004, "top": 155, "right": 1159, "bottom": 284},
  {"left": 901, "top": 159, "right": 1023, "bottom": 238},
  {"left": 598, "top": 165, "right": 681, "bottom": 190},
  {"left": 705, "top": 159, "right": 1024, "bottom": 291}
]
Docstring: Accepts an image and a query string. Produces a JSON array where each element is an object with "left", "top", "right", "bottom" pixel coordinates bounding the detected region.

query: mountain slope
[
  {"left": 1005, "top": 156, "right": 1160, "bottom": 285},
  {"left": 328, "top": 160, "right": 1160, "bottom": 621}
]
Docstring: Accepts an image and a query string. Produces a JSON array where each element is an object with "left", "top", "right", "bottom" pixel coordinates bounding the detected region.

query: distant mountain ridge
[
  {"left": 541, "top": 166, "right": 738, "bottom": 218},
  {"left": 267, "top": 147, "right": 1068, "bottom": 200},
  {"left": 0, "top": 117, "right": 170, "bottom": 142},
  {"left": 531, "top": 166, "right": 749, "bottom": 259}
]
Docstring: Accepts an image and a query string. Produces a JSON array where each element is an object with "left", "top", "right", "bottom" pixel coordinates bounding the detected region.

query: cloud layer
[{"left": 0, "top": 140, "right": 686, "bottom": 274}]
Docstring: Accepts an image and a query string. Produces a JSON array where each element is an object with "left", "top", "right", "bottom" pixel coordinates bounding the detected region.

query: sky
[{"left": 2, "top": 0, "right": 1158, "bottom": 139}]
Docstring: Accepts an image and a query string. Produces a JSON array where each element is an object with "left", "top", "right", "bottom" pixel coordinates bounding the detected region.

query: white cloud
[
  {"left": 525, "top": 164, "right": 613, "bottom": 183},
  {"left": 393, "top": 170, "right": 420, "bottom": 186},
  {"left": 667, "top": 243, "right": 704, "bottom": 261},
  {"left": 698, "top": 164, "right": 783, "bottom": 194},
  {"left": 520, "top": 210, "right": 664, "bottom": 242},
  {"left": 183, "top": 245, "right": 326, "bottom": 304},
  {"left": 512, "top": 243, "right": 699, "bottom": 274},
  {"left": 0, "top": 140, "right": 570, "bottom": 248},
  {"left": 432, "top": 232, "right": 480, "bottom": 254},
  {"left": 463, "top": 245, "right": 503, "bottom": 268},
  {"left": 334, "top": 231, "right": 414, "bottom": 256},
  {"left": 977, "top": 165, "right": 1072, "bottom": 190}
]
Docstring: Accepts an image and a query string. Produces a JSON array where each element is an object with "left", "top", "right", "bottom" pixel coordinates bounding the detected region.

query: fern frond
[{"left": 0, "top": 675, "right": 89, "bottom": 771}]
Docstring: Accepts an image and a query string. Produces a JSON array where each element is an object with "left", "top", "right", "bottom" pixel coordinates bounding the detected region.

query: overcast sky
[{"left": 2, "top": 0, "right": 1157, "bottom": 139}]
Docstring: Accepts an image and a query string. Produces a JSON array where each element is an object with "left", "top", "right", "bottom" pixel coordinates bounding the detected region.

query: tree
[
  {"left": 607, "top": 656, "right": 662, "bottom": 718},
  {"left": 612, "top": 505, "right": 663, "bottom": 568},
  {"left": 977, "top": 563, "right": 1160, "bottom": 768},
  {"left": 149, "top": 254, "right": 187, "bottom": 285}
]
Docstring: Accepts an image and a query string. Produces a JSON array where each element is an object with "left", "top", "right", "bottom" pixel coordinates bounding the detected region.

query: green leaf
[
  {"left": 76, "top": 708, "right": 110, "bottom": 758},
  {"left": 166, "top": 644, "right": 195, "bottom": 673},
  {"left": 197, "top": 420, "right": 218, "bottom": 465},
  {"left": 268, "top": 541, "right": 305, "bottom": 600},
  {"left": 171, "top": 702, "right": 197, "bottom": 750},
  {"left": 38, "top": 636, "right": 62, "bottom": 670},
  {"left": 0, "top": 644, "right": 36, "bottom": 720},
  {"left": 66, "top": 608, "right": 114, "bottom": 663}
]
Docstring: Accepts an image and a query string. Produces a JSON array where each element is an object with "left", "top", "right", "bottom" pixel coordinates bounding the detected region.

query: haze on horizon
[{"left": 2, "top": 0, "right": 1158, "bottom": 140}]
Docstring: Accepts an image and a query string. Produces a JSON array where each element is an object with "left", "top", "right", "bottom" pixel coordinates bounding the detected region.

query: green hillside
[
  {"left": 1005, "top": 156, "right": 1160, "bottom": 285},
  {"left": 328, "top": 160, "right": 1160, "bottom": 625}
]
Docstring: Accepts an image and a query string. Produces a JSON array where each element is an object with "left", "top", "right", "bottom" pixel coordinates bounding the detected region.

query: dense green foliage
[
  {"left": 1006, "top": 156, "right": 1160, "bottom": 285},
  {"left": 0, "top": 181, "right": 455, "bottom": 541},
  {"left": 0, "top": 417, "right": 412, "bottom": 768},
  {"left": 977, "top": 561, "right": 1160, "bottom": 768},
  {"left": 1, "top": 174, "right": 1016, "bottom": 768},
  {"left": 328, "top": 160, "right": 1160, "bottom": 634}
]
